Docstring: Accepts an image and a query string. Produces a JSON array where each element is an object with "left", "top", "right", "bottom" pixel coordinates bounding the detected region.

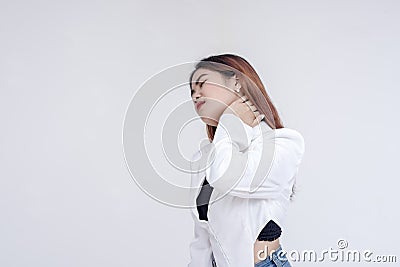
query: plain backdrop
[{"left": 0, "top": 0, "right": 399, "bottom": 266}]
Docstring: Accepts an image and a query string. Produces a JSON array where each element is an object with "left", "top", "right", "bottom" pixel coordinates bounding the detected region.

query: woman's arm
[
  {"left": 206, "top": 113, "right": 305, "bottom": 199},
  {"left": 187, "top": 211, "right": 214, "bottom": 267},
  {"left": 187, "top": 152, "right": 214, "bottom": 267}
]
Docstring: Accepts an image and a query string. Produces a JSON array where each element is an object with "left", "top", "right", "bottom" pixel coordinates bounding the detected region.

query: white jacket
[{"left": 187, "top": 113, "right": 305, "bottom": 267}]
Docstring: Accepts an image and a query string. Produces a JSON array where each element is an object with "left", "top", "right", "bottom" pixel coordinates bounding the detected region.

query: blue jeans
[
  {"left": 211, "top": 245, "right": 292, "bottom": 267},
  {"left": 254, "top": 245, "right": 292, "bottom": 267}
]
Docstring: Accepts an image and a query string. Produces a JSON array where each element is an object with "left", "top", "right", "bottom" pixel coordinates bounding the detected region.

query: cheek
[
  {"left": 203, "top": 84, "right": 233, "bottom": 106},
  {"left": 198, "top": 86, "right": 232, "bottom": 120},
  {"left": 198, "top": 102, "right": 225, "bottom": 123}
]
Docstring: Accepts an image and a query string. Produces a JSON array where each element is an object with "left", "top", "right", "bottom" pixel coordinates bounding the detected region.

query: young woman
[{"left": 187, "top": 54, "right": 305, "bottom": 267}]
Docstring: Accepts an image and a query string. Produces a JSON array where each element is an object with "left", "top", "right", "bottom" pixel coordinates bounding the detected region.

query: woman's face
[{"left": 191, "top": 68, "right": 243, "bottom": 126}]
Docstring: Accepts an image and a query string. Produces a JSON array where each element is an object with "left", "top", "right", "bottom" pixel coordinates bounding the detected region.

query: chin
[{"left": 200, "top": 117, "right": 218, "bottom": 127}]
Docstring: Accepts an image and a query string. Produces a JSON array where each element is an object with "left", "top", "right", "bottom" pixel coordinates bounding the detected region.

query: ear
[
  {"left": 232, "top": 74, "right": 238, "bottom": 85},
  {"left": 232, "top": 75, "right": 242, "bottom": 92}
]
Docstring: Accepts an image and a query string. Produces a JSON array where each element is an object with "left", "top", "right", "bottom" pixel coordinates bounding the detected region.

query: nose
[{"left": 192, "top": 91, "right": 201, "bottom": 103}]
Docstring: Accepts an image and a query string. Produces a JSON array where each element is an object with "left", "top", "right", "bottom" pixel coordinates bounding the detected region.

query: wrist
[{"left": 213, "top": 113, "right": 254, "bottom": 150}]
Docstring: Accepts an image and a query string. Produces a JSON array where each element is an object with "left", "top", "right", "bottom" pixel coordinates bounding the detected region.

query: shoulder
[
  {"left": 271, "top": 128, "right": 305, "bottom": 166},
  {"left": 253, "top": 124, "right": 305, "bottom": 160},
  {"left": 274, "top": 127, "right": 305, "bottom": 151}
]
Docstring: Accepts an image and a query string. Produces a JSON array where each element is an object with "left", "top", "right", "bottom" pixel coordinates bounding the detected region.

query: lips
[{"left": 196, "top": 101, "right": 205, "bottom": 110}]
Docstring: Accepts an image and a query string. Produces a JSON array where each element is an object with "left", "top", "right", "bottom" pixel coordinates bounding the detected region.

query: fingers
[
  {"left": 240, "top": 96, "right": 258, "bottom": 112},
  {"left": 238, "top": 95, "right": 248, "bottom": 102},
  {"left": 235, "top": 96, "right": 264, "bottom": 124},
  {"left": 252, "top": 114, "right": 266, "bottom": 127},
  {"left": 249, "top": 104, "right": 258, "bottom": 112}
]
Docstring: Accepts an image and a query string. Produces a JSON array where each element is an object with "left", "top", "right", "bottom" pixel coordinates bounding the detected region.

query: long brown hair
[
  {"left": 189, "top": 54, "right": 297, "bottom": 200},
  {"left": 189, "top": 53, "right": 284, "bottom": 141}
]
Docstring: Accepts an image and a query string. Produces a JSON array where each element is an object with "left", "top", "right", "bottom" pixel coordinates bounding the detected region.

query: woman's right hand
[{"left": 222, "top": 95, "right": 265, "bottom": 128}]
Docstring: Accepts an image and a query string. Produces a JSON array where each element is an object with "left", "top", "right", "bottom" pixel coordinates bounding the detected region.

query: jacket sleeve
[
  {"left": 205, "top": 113, "right": 305, "bottom": 199},
  {"left": 187, "top": 211, "right": 213, "bottom": 267},
  {"left": 187, "top": 151, "right": 213, "bottom": 267}
]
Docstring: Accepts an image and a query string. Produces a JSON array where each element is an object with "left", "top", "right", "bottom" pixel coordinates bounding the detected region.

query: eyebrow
[{"left": 193, "top": 73, "right": 208, "bottom": 87}]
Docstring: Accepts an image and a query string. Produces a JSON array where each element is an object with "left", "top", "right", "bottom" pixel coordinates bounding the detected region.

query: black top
[{"left": 196, "top": 178, "right": 281, "bottom": 241}]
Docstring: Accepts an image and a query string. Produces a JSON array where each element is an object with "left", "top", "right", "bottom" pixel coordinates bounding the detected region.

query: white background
[{"left": 0, "top": 0, "right": 399, "bottom": 266}]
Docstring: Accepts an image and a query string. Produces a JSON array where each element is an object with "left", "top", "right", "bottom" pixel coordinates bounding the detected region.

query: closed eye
[
  {"left": 200, "top": 80, "right": 206, "bottom": 88},
  {"left": 190, "top": 80, "right": 207, "bottom": 95}
]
